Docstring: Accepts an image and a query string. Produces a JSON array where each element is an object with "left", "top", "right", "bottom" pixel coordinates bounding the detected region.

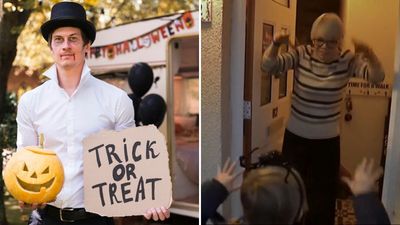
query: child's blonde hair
[{"left": 240, "top": 166, "right": 307, "bottom": 224}]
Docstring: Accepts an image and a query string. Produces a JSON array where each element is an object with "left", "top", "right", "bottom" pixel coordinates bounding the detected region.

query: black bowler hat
[{"left": 41, "top": 1, "right": 96, "bottom": 43}]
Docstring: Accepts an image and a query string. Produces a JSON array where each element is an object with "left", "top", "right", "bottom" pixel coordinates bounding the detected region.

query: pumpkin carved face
[{"left": 4, "top": 146, "right": 64, "bottom": 204}]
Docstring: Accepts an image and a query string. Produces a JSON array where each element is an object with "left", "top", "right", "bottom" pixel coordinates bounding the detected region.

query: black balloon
[
  {"left": 128, "top": 62, "right": 154, "bottom": 98},
  {"left": 138, "top": 94, "right": 167, "bottom": 128}
]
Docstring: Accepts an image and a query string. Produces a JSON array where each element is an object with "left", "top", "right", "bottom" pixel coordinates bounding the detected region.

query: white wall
[
  {"left": 228, "top": 0, "right": 246, "bottom": 219},
  {"left": 384, "top": 65, "right": 400, "bottom": 223},
  {"left": 201, "top": 0, "right": 244, "bottom": 219},
  {"left": 383, "top": 2, "right": 400, "bottom": 223},
  {"left": 201, "top": 0, "right": 232, "bottom": 182}
]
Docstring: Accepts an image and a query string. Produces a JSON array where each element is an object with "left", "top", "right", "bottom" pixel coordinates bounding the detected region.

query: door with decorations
[{"left": 243, "top": 0, "right": 297, "bottom": 164}]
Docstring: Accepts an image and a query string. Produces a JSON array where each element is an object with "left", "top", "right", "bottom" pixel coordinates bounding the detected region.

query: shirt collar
[{"left": 43, "top": 62, "right": 91, "bottom": 85}]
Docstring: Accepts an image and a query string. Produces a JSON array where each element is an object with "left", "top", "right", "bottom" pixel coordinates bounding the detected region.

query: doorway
[
  {"left": 243, "top": 0, "right": 395, "bottom": 223},
  {"left": 167, "top": 35, "right": 199, "bottom": 220}
]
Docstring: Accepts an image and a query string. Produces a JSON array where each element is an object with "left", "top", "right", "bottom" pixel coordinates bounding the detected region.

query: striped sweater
[{"left": 262, "top": 45, "right": 378, "bottom": 139}]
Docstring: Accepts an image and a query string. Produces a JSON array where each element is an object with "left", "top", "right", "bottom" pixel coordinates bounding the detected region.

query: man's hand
[
  {"left": 214, "top": 158, "right": 243, "bottom": 192},
  {"left": 342, "top": 158, "right": 383, "bottom": 196},
  {"left": 143, "top": 207, "right": 170, "bottom": 221},
  {"left": 18, "top": 201, "right": 46, "bottom": 210}
]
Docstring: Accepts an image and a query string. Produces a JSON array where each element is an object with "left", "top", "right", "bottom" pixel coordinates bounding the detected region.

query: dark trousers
[
  {"left": 282, "top": 129, "right": 340, "bottom": 225},
  {"left": 28, "top": 207, "right": 115, "bottom": 225}
]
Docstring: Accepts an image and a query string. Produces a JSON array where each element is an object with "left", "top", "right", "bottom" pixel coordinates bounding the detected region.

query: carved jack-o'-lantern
[{"left": 4, "top": 145, "right": 64, "bottom": 204}]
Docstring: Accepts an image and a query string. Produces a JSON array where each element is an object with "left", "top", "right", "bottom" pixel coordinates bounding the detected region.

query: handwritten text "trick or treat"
[{"left": 88, "top": 138, "right": 162, "bottom": 207}]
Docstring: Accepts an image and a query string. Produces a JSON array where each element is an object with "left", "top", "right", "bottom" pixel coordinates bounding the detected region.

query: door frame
[{"left": 243, "top": 0, "right": 255, "bottom": 169}]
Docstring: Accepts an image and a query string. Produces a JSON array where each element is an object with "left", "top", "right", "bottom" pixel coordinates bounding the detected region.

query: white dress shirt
[{"left": 16, "top": 62, "right": 135, "bottom": 208}]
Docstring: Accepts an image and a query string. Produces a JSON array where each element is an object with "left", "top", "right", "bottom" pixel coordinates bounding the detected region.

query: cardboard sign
[
  {"left": 83, "top": 125, "right": 172, "bottom": 216},
  {"left": 347, "top": 80, "right": 391, "bottom": 97}
]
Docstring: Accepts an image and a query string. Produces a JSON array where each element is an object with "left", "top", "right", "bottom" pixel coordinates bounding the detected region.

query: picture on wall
[
  {"left": 261, "top": 73, "right": 272, "bottom": 105},
  {"left": 262, "top": 23, "right": 274, "bottom": 56},
  {"left": 261, "top": 23, "right": 274, "bottom": 106}
]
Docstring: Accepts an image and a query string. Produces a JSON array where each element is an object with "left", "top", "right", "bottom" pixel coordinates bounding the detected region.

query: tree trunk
[{"left": 0, "top": 1, "right": 33, "bottom": 224}]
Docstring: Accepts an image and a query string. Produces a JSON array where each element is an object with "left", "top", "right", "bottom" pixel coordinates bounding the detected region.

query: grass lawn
[{"left": 4, "top": 191, "right": 30, "bottom": 225}]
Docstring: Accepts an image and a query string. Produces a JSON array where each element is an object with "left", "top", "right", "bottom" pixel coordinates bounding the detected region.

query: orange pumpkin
[{"left": 3, "top": 146, "right": 64, "bottom": 204}]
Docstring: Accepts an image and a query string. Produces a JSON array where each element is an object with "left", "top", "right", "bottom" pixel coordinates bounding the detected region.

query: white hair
[{"left": 310, "top": 13, "right": 344, "bottom": 41}]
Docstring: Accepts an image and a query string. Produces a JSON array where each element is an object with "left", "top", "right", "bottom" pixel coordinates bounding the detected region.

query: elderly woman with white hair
[{"left": 261, "top": 13, "right": 385, "bottom": 225}]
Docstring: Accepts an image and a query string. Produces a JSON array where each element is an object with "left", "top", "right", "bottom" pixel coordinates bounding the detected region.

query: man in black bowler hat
[{"left": 16, "top": 2, "right": 170, "bottom": 224}]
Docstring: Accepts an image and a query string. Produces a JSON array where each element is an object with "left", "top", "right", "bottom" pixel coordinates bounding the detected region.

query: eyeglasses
[{"left": 313, "top": 38, "right": 338, "bottom": 48}]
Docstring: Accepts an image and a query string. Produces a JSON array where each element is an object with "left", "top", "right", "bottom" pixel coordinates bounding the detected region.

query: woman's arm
[{"left": 261, "top": 32, "right": 298, "bottom": 77}]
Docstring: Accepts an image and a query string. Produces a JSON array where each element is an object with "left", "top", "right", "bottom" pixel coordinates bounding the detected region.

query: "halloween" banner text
[{"left": 88, "top": 12, "right": 194, "bottom": 60}]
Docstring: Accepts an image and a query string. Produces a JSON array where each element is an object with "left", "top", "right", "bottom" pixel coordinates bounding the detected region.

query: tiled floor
[{"left": 335, "top": 198, "right": 356, "bottom": 225}]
